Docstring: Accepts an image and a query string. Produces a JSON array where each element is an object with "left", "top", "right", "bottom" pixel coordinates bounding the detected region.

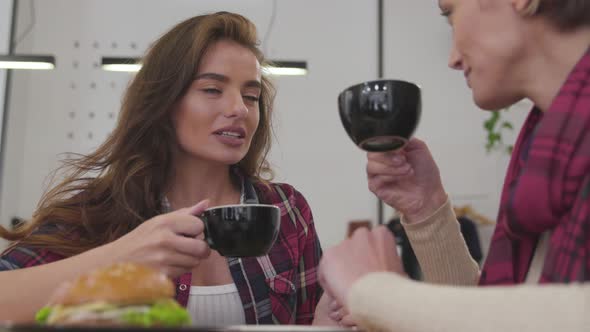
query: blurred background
[{"left": 0, "top": 0, "right": 529, "bottom": 257}]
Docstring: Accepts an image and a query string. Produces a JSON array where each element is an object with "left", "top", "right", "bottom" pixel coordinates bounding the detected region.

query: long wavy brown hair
[{"left": 0, "top": 12, "right": 276, "bottom": 257}]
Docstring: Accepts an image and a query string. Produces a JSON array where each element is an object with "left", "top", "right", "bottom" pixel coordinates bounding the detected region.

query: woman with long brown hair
[{"left": 0, "top": 11, "right": 331, "bottom": 326}]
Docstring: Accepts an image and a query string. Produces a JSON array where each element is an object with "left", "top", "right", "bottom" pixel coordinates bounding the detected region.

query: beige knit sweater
[{"left": 348, "top": 200, "right": 589, "bottom": 332}]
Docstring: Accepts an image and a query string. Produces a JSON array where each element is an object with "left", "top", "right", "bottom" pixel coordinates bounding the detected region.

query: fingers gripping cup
[
  {"left": 338, "top": 79, "right": 421, "bottom": 152},
  {"left": 200, "top": 204, "right": 281, "bottom": 257}
]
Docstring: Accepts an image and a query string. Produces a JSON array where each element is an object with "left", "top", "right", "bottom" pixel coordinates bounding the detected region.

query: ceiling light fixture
[{"left": 0, "top": 54, "right": 55, "bottom": 70}]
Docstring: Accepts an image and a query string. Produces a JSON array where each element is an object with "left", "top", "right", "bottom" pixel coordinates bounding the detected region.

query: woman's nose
[
  {"left": 448, "top": 42, "right": 463, "bottom": 71},
  {"left": 224, "top": 92, "right": 248, "bottom": 118}
]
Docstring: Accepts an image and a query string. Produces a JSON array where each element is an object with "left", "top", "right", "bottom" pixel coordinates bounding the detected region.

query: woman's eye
[
  {"left": 203, "top": 88, "right": 221, "bottom": 95},
  {"left": 244, "top": 95, "right": 260, "bottom": 102},
  {"left": 440, "top": 9, "right": 452, "bottom": 24}
]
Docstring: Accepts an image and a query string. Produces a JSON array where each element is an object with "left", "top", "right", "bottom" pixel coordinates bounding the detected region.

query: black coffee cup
[
  {"left": 338, "top": 79, "right": 421, "bottom": 152},
  {"left": 200, "top": 204, "right": 281, "bottom": 257}
]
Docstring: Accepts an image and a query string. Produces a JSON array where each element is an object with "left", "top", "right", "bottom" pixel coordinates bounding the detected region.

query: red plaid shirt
[{"left": 0, "top": 178, "right": 323, "bottom": 325}]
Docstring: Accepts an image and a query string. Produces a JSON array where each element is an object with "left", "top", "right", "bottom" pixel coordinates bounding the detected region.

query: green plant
[{"left": 483, "top": 109, "right": 514, "bottom": 155}]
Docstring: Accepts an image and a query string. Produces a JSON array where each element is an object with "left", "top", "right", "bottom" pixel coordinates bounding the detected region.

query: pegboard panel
[
  {"left": 1, "top": 0, "right": 379, "bottom": 248},
  {"left": 60, "top": 38, "right": 138, "bottom": 156}
]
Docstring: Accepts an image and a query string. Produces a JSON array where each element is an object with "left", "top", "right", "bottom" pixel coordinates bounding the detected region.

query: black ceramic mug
[
  {"left": 338, "top": 79, "right": 421, "bottom": 152},
  {"left": 200, "top": 204, "right": 281, "bottom": 257}
]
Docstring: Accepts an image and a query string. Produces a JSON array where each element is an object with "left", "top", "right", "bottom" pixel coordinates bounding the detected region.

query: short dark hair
[{"left": 526, "top": 0, "right": 590, "bottom": 31}]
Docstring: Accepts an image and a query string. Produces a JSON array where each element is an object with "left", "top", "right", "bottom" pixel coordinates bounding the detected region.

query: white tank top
[{"left": 187, "top": 284, "right": 246, "bottom": 326}]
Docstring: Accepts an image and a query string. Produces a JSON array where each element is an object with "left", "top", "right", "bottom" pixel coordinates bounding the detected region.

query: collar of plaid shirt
[{"left": 480, "top": 46, "right": 590, "bottom": 285}]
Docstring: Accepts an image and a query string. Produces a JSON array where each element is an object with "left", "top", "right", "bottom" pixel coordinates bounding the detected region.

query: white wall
[
  {"left": 0, "top": 0, "right": 10, "bottom": 130},
  {"left": 0, "top": 0, "right": 378, "bottom": 249},
  {"left": 0, "top": 0, "right": 12, "bottom": 249}
]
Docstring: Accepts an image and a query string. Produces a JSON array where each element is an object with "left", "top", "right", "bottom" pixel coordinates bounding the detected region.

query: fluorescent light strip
[
  {"left": 101, "top": 57, "right": 308, "bottom": 76},
  {"left": 102, "top": 63, "right": 142, "bottom": 72},
  {"left": 0, "top": 61, "right": 54, "bottom": 70},
  {"left": 263, "top": 66, "right": 307, "bottom": 76},
  {"left": 0, "top": 55, "right": 56, "bottom": 70},
  {"left": 101, "top": 57, "right": 141, "bottom": 72},
  {"left": 264, "top": 61, "right": 307, "bottom": 76}
]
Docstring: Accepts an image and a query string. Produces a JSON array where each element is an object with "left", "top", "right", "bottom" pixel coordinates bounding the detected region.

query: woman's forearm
[
  {"left": 349, "top": 272, "right": 588, "bottom": 332},
  {"left": 402, "top": 199, "right": 480, "bottom": 285},
  {"left": 0, "top": 243, "right": 115, "bottom": 323}
]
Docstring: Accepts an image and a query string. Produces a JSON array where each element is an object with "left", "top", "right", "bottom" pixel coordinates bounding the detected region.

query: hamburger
[{"left": 35, "top": 262, "right": 190, "bottom": 326}]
